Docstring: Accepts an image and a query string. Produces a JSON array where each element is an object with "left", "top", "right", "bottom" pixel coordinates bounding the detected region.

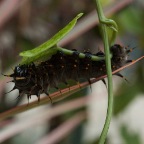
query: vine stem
[{"left": 94, "top": 0, "right": 114, "bottom": 143}]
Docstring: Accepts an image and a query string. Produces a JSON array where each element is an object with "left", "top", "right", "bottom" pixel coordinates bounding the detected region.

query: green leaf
[{"left": 20, "top": 13, "right": 83, "bottom": 64}]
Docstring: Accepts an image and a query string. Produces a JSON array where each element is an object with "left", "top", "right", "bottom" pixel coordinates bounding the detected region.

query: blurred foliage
[
  {"left": 112, "top": 2, "right": 144, "bottom": 116},
  {"left": 120, "top": 125, "right": 141, "bottom": 144},
  {"left": 114, "top": 66, "right": 144, "bottom": 115},
  {"left": 116, "top": 7, "right": 143, "bottom": 35}
]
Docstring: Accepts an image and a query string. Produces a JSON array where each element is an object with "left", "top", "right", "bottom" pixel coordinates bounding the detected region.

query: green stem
[
  {"left": 94, "top": 0, "right": 118, "bottom": 46},
  {"left": 95, "top": 0, "right": 113, "bottom": 144}
]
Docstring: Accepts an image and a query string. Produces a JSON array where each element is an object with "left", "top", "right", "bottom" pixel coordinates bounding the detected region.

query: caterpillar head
[
  {"left": 9, "top": 65, "right": 33, "bottom": 88},
  {"left": 111, "top": 44, "right": 128, "bottom": 68},
  {"left": 13, "top": 65, "right": 28, "bottom": 77}
]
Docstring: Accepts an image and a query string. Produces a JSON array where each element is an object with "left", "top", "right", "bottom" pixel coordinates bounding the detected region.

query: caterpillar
[{"left": 4, "top": 44, "right": 133, "bottom": 102}]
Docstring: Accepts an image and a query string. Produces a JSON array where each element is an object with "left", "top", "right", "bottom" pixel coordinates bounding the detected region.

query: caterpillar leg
[
  {"left": 55, "top": 86, "right": 62, "bottom": 95},
  {"left": 63, "top": 81, "right": 70, "bottom": 91},
  {"left": 37, "top": 94, "right": 40, "bottom": 103},
  {"left": 27, "top": 95, "right": 31, "bottom": 105},
  {"left": 30, "top": 85, "right": 42, "bottom": 103}
]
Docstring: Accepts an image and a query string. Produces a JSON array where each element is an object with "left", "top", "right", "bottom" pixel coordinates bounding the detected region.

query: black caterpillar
[{"left": 5, "top": 44, "right": 132, "bottom": 102}]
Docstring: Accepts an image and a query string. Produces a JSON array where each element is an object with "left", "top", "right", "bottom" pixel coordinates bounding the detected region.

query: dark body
[{"left": 9, "top": 44, "right": 130, "bottom": 101}]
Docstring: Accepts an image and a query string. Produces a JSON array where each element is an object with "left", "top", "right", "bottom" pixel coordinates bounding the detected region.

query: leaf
[{"left": 20, "top": 13, "right": 83, "bottom": 64}]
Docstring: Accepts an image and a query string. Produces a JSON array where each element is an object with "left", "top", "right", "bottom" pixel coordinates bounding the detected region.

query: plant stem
[{"left": 95, "top": 0, "right": 114, "bottom": 144}]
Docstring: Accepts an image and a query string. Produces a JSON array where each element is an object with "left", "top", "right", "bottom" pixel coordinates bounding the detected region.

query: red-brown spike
[
  {"left": 126, "top": 60, "right": 134, "bottom": 63},
  {"left": 102, "top": 79, "right": 107, "bottom": 88},
  {"left": 126, "top": 47, "right": 136, "bottom": 54},
  {"left": 5, "top": 86, "right": 17, "bottom": 94},
  {"left": 115, "top": 73, "right": 129, "bottom": 83},
  {"left": 1, "top": 73, "right": 15, "bottom": 77},
  {"left": 7, "top": 80, "right": 14, "bottom": 83}
]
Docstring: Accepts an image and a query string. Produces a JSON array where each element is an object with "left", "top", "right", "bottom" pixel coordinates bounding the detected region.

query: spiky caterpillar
[{"left": 6, "top": 44, "right": 132, "bottom": 102}]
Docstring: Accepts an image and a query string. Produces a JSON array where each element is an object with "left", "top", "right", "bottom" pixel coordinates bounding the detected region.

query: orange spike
[{"left": 126, "top": 47, "right": 136, "bottom": 53}]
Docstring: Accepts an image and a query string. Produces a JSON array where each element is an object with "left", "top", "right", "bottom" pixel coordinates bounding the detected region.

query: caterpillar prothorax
[{"left": 5, "top": 44, "right": 132, "bottom": 102}]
